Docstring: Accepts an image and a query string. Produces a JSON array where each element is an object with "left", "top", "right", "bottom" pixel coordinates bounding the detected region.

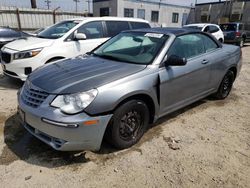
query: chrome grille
[{"left": 21, "top": 81, "right": 49, "bottom": 108}]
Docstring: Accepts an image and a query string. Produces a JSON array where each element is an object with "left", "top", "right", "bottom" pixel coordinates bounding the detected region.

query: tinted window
[
  {"left": 151, "top": 11, "right": 159, "bottom": 22},
  {"left": 239, "top": 24, "right": 244, "bottom": 30},
  {"left": 77, "top": 21, "right": 104, "bottom": 39},
  {"left": 203, "top": 26, "right": 209, "bottom": 32},
  {"left": 168, "top": 34, "right": 205, "bottom": 59},
  {"left": 124, "top": 8, "right": 134, "bottom": 17},
  {"left": 201, "top": 35, "right": 218, "bottom": 52},
  {"left": 100, "top": 7, "right": 109, "bottom": 16},
  {"left": 209, "top": 26, "right": 219, "bottom": 33},
  {"left": 220, "top": 24, "right": 237, "bottom": 31},
  {"left": 130, "top": 22, "right": 150, "bottom": 29},
  {"left": 172, "top": 13, "right": 179, "bottom": 23},
  {"left": 106, "top": 21, "right": 130, "bottom": 37}
]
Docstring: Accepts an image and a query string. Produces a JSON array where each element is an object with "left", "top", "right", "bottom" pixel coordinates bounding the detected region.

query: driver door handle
[{"left": 201, "top": 59, "right": 209, "bottom": 64}]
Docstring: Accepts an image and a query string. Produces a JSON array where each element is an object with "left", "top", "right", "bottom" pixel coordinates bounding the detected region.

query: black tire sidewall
[
  {"left": 110, "top": 100, "right": 149, "bottom": 149},
  {"left": 217, "top": 70, "right": 234, "bottom": 99}
]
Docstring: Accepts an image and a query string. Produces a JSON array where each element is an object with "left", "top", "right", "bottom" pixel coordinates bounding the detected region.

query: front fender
[{"left": 85, "top": 69, "right": 160, "bottom": 116}]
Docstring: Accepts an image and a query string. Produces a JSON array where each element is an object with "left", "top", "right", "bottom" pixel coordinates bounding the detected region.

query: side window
[
  {"left": 168, "top": 34, "right": 205, "bottom": 59},
  {"left": 130, "top": 22, "right": 150, "bottom": 29},
  {"left": 239, "top": 24, "right": 243, "bottom": 30},
  {"left": 77, "top": 21, "right": 104, "bottom": 39},
  {"left": 203, "top": 26, "right": 209, "bottom": 32},
  {"left": 106, "top": 21, "right": 130, "bottom": 37},
  {"left": 201, "top": 34, "right": 218, "bottom": 52},
  {"left": 209, "top": 26, "right": 219, "bottom": 33}
]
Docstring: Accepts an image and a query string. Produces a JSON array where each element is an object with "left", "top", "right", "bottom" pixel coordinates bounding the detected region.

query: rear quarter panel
[{"left": 210, "top": 44, "right": 241, "bottom": 90}]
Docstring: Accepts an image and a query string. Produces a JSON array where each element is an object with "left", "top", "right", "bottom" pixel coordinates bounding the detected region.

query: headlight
[
  {"left": 51, "top": 89, "right": 98, "bottom": 114},
  {"left": 13, "top": 48, "right": 43, "bottom": 60}
]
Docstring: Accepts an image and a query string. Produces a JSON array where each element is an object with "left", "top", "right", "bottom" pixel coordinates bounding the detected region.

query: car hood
[
  {"left": 29, "top": 56, "right": 147, "bottom": 94},
  {"left": 3, "top": 36, "right": 54, "bottom": 51}
]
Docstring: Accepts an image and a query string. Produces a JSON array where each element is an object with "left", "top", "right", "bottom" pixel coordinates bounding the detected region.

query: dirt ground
[{"left": 0, "top": 45, "right": 249, "bottom": 188}]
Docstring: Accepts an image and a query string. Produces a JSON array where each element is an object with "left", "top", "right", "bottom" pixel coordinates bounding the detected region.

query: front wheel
[
  {"left": 106, "top": 100, "right": 149, "bottom": 149},
  {"left": 213, "top": 70, "right": 235, "bottom": 99}
]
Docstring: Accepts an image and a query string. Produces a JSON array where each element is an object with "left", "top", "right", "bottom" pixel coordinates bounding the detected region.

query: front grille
[
  {"left": 1, "top": 52, "right": 11, "bottom": 63},
  {"left": 21, "top": 81, "right": 49, "bottom": 108}
]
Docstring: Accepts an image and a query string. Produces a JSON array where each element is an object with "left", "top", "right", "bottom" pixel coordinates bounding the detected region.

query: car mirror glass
[{"left": 165, "top": 55, "right": 187, "bottom": 66}]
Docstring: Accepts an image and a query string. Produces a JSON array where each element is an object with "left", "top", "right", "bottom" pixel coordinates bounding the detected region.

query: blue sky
[{"left": 0, "top": 0, "right": 223, "bottom": 12}]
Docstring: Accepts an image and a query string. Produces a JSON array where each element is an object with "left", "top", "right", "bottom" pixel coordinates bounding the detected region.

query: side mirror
[
  {"left": 164, "top": 55, "right": 187, "bottom": 66},
  {"left": 74, "top": 32, "right": 87, "bottom": 40}
]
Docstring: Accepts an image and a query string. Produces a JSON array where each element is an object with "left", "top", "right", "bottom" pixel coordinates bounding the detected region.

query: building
[
  {"left": 188, "top": 0, "right": 250, "bottom": 29},
  {"left": 93, "top": 0, "right": 191, "bottom": 27}
]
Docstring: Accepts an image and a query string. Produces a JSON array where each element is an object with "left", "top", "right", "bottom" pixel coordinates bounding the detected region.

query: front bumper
[
  {"left": 1, "top": 48, "right": 44, "bottom": 81},
  {"left": 18, "top": 91, "right": 113, "bottom": 151}
]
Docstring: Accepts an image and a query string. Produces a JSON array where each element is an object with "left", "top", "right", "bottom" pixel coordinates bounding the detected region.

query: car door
[
  {"left": 159, "top": 34, "right": 211, "bottom": 115},
  {"left": 63, "top": 21, "right": 109, "bottom": 57}
]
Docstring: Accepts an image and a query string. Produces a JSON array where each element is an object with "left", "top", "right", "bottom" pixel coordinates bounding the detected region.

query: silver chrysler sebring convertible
[{"left": 18, "top": 28, "right": 242, "bottom": 151}]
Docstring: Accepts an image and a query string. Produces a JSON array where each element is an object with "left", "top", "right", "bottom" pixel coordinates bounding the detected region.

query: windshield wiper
[{"left": 93, "top": 53, "right": 121, "bottom": 62}]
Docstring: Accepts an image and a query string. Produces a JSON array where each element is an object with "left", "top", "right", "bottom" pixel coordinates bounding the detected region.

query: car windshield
[
  {"left": 220, "top": 24, "right": 237, "bottom": 31},
  {"left": 37, "top": 20, "right": 80, "bottom": 39},
  {"left": 93, "top": 32, "right": 169, "bottom": 65},
  {"left": 183, "top": 26, "right": 203, "bottom": 31}
]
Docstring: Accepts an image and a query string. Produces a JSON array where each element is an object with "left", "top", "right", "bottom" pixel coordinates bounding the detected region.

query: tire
[
  {"left": 106, "top": 100, "right": 149, "bottom": 149},
  {"left": 237, "top": 38, "right": 244, "bottom": 48},
  {"left": 213, "top": 70, "right": 235, "bottom": 100}
]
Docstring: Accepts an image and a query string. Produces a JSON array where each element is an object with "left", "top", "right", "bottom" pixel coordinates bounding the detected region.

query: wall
[
  {"left": 93, "top": 0, "right": 118, "bottom": 16},
  {"left": 93, "top": 0, "right": 191, "bottom": 27},
  {"left": 0, "top": 6, "right": 89, "bottom": 31}
]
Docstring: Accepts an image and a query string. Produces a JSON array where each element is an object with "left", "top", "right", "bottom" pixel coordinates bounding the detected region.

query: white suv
[
  {"left": 0, "top": 17, "right": 150, "bottom": 81},
  {"left": 183, "top": 23, "right": 224, "bottom": 42}
]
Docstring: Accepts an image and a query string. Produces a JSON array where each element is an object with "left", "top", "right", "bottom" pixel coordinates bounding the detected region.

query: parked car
[
  {"left": 28, "top": 27, "right": 46, "bottom": 36},
  {"left": 18, "top": 28, "right": 242, "bottom": 151},
  {"left": 0, "top": 27, "right": 30, "bottom": 49},
  {"left": 183, "top": 23, "right": 224, "bottom": 42},
  {"left": 220, "top": 22, "right": 250, "bottom": 47},
  {"left": 1, "top": 17, "right": 150, "bottom": 81}
]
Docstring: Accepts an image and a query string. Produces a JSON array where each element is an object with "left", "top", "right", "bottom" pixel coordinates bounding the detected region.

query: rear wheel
[
  {"left": 213, "top": 70, "right": 235, "bottom": 99},
  {"left": 106, "top": 100, "right": 149, "bottom": 149},
  {"left": 237, "top": 38, "right": 244, "bottom": 48}
]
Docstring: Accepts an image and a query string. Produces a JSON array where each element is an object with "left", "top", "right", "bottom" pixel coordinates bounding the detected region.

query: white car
[
  {"left": 0, "top": 17, "right": 150, "bottom": 81},
  {"left": 183, "top": 23, "right": 224, "bottom": 43}
]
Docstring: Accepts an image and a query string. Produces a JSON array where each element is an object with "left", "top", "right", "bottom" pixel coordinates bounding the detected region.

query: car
[
  {"left": 0, "top": 17, "right": 150, "bottom": 81},
  {"left": 0, "top": 27, "right": 30, "bottom": 49},
  {"left": 18, "top": 27, "right": 242, "bottom": 151},
  {"left": 183, "top": 23, "right": 224, "bottom": 42},
  {"left": 220, "top": 22, "right": 250, "bottom": 47}
]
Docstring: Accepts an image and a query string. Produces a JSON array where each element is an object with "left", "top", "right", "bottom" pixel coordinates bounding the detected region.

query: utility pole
[
  {"left": 45, "top": 0, "right": 51, "bottom": 9},
  {"left": 73, "top": 0, "right": 80, "bottom": 13},
  {"left": 30, "top": 0, "right": 37, "bottom": 8}
]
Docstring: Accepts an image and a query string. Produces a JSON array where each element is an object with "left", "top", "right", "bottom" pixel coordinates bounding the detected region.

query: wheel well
[
  {"left": 45, "top": 56, "right": 65, "bottom": 64},
  {"left": 229, "top": 67, "right": 237, "bottom": 80},
  {"left": 115, "top": 94, "right": 156, "bottom": 124}
]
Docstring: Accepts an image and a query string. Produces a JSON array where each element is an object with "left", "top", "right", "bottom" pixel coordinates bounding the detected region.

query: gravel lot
[{"left": 0, "top": 45, "right": 249, "bottom": 188}]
